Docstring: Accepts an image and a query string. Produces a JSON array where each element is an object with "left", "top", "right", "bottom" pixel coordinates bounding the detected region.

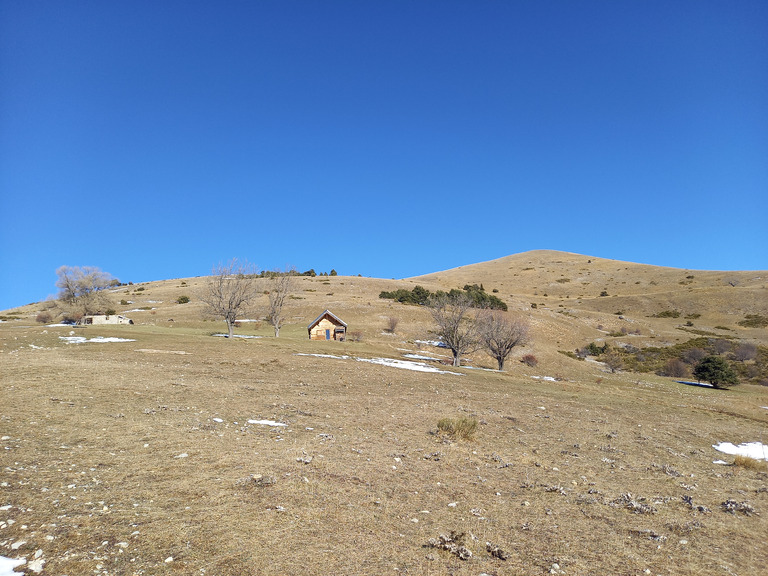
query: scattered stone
[
  {"left": 251, "top": 474, "right": 276, "bottom": 487},
  {"left": 613, "top": 493, "right": 656, "bottom": 514},
  {"left": 486, "top": 541, "right": 508, "bottom": 560},
  {"left": 545, "top": 484, "right": 567, "bottom": 495},
  {"left": 425, "top": 532, "right": 472, "bottom": 560},
  {"left": 630, "top": 529, "right": 667, "bottom": 542},
  {"left": 721, "top": 499, "right": 755, "bottom": 515},
  {"left": 296, "top": 455, "right": 313, "bottom": 464},
  {"left": 681, "top": 495, "right": 710, "bottom": 513}
]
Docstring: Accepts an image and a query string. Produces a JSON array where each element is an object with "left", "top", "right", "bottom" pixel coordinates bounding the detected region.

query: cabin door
[{"left": 325, "top": 329, "right": 331, "bottom": 340}]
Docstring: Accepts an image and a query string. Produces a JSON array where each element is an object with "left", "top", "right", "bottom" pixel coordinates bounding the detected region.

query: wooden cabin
[{"left": 308, "top": 310, "right": 347, "bottom": 341}]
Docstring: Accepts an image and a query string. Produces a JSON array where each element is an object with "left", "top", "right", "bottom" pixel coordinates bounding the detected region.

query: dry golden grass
[
  {"left": 1, "top": 251, "right": 767, "bottom": 575},
  {"left": 733, "top": 455, "right": 768, "bottom": 472}
]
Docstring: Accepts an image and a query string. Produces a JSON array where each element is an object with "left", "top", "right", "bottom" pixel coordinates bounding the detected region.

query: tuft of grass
[
  {"left": 437, "top": 416, "right": 478, "bottom": 441},
  {"left": 733, "top": 455, "right": 768, "bottom": 472}
]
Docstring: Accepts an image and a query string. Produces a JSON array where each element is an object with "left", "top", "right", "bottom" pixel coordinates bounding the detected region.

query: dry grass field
[{"left": 1, "top": 251, "right": 767, "bottom": 575}]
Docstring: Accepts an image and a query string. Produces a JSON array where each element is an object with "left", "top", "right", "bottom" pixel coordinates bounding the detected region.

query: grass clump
[
  {"left": 733, "top": 455, "right": 768, "bottom": 472},
  {"left": 437, "top": 416, "right": 478, "bottom": 441}
]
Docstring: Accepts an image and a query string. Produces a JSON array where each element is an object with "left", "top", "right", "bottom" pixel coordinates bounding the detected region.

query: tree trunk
[
  {"left": 497, "top": 357, "right": 504, "bottom": 371},
  {"left": 227, "top": 319, "right": 234, "bottom": 338},
  {"left": 274, "top": 326, "right": 280, "bottom": 337},
  {"left": 452, "top": 351, "right": 461, "bottom": 367}
]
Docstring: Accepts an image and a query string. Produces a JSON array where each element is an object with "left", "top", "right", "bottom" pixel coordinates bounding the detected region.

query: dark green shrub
[
  {"left": 105, "top": 309, "right": 117, "bottom": 316},
  {"left": 177, "top": 295, "right": 191, "bottom": 304},
  {"left": 693, "top": 356, "right": 739, "bottom": 389},
  {"left": 737, "top": 314, "right": 768, "bottom": 328},
  {"left": 652, "top": 310, "right": 681, "bottom": 318},
  {"left": 120, "top": 299, "right": 129, "bottom": 306}
]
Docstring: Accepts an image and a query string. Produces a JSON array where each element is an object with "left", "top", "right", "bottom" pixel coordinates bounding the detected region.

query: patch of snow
[
  {"left": 0, "top": 556, "right": 25, "bottom": 576},
  {"left": 174, "top": 453, "right": 188, "bottom": 459},
  {"left": 123, "top": 308, "right": 155, "bottom": 313},
  {"left": 296, "top": 352, "right": 462, "bottom": 375},
  {"left": 403, "top": 353, "right": 439, "bottom": 361},
  {"left": 762, "top": 406, "right": 768, "bottom": 410},
  {"left": 146, "top": 300, "right": 163, "bottom": 303},
  {"left": 212, "top": 418, "right": 224, "bottom": 423},
  {"left": 247, "top": 419, "right": 287, "bottom": 427},
  {"left": 59, "top": 336, "right": 136, "bottom": 344},
  {"left": 28, "top": 344, "right": 44, "bottom": 350},
  {"left": 212, "top": 334, "right": 262, "bottom": 339},
  {"left": 235, "top": 319, "right": 260, "bottom": 322},
  {"left": 296, "top": 353, "right": 349, "bottom": 360},
  {"left": 414, "top": 339, "right": 448, "bottom": 348},
  {"left": 676, "top": 380, "right": 713, "bottom": 388},
  {"left": 46, "top": 323, "right": 75, "bottom": 327},
  {"left": 713, "top": 442, "right": 768, "bottom": 461},
  {"left": 713, "top": 460, "right": 728, "bottom": 465},
  {"left": 356, "top": 356, "right": 461, "bottom": 375},
  {"left": 531, "top": 376, "right": 558, "bottom": 382}
]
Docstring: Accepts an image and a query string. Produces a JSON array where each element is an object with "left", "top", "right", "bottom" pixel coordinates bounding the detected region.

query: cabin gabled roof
[{"left": 307, "top": 309, "right": 347, "bottom": 330}]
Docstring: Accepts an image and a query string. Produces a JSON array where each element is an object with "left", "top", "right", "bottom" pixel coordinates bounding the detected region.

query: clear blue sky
[{"left": 1, "top": 1, "right": 766, "bottom": 310}]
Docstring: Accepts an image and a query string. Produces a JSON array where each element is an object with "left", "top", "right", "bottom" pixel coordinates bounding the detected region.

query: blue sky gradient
[{"left": 1, "top": 1, "right": 766, "bottom": 309}]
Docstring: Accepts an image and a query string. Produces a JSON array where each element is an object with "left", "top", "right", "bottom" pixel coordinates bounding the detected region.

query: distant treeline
[
  {"left": 257, "top": 268, "right": 337, "bottom": 278},
  {"left": 379, "top": 284, "right": 508, "bottom": 311}
]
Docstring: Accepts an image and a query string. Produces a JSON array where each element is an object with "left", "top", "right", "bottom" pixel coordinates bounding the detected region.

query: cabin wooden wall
[{"left": 309, "top": 317, "right": 344, "bottom": 340}]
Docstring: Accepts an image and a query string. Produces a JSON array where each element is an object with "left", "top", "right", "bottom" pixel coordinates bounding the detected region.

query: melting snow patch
[
  {"left": 123, "top": 308, "right": 155, "bottom": 312},
  {"left": 531, "top": 376, "right": 558, "bottom": 382},
  {"left": 0, "top": 556, "right": 25, "bottom": 576},
  {"left": 212, "top": 334, "right": 262, "bottom": 339},
  {"left": 296, "top": 353, "right": 461, "bottom": 375},
  {"left": 414, "top": 339, "right": 448, "bottom": 348},
  {"left": 296, "top": 353, "right": 350, "bottom": 360},
  {"left": 713, "top": 442, "right": 768, "bottom": 461},
  {"left": 403, "top": 353, "right": 441, "bottom": 361},
  {"left": 60, "top": 336, "right": 136, "bottom": 344},
  {"left": 46, "top": 323, "right": 75, "bottom": 327},
  {"left": 713, "top": 460, "right": 728, "bottom": 465},
  {"left": 247, "top": 419, "right": 287, "bottom": 427}
]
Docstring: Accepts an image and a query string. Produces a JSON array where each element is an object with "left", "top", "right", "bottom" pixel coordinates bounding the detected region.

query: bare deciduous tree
[
  {"left": 200, "top": 259, "right": 260, "bottom": 338},
  {"left": 732, "top": 342, "right": 757, "bottom": 362},
  {"left": 55, "top": 265, "right": 115, "bottom": 317},
  {"left": 602, "top": 347, "right": 625, "bottom": 373},
  {"left": 386, "top": 316, "right": 400, "bottom": 334},
  {"left": 478, "top": 311, "right": 529, "bottom": 371},
  {"left": 429, "top": 294, "right": 480, "bottom": 367},
  {"left": 266, "top": 268, "right": 296, "bottom": 337}
]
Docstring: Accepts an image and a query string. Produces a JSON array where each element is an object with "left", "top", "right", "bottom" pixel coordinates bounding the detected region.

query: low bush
[
  {"left": 521, "top": 354, "right": 538, "bottom": 367},
  {"left": 652, "top": 310, "right": 681, "bottom": 318},
  {"left": 177, "top": 295, "right": 191, "bottom": 304},
  {"left": 35, "top": 312, "right": 53, "bottom": 324},
  {"left": 105, "top": 309, "right": 117, "bottom": 316},
  {"left": 120, "top": 299, "right": 129, "bottom": 306},
  {"left": 737, "top": 314, "right": 768, "bottom": 328}
]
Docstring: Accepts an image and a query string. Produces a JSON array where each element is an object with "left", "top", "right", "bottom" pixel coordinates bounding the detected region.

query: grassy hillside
[{"left": 1, "top": 251, "right": 767, "bottom": 575}]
